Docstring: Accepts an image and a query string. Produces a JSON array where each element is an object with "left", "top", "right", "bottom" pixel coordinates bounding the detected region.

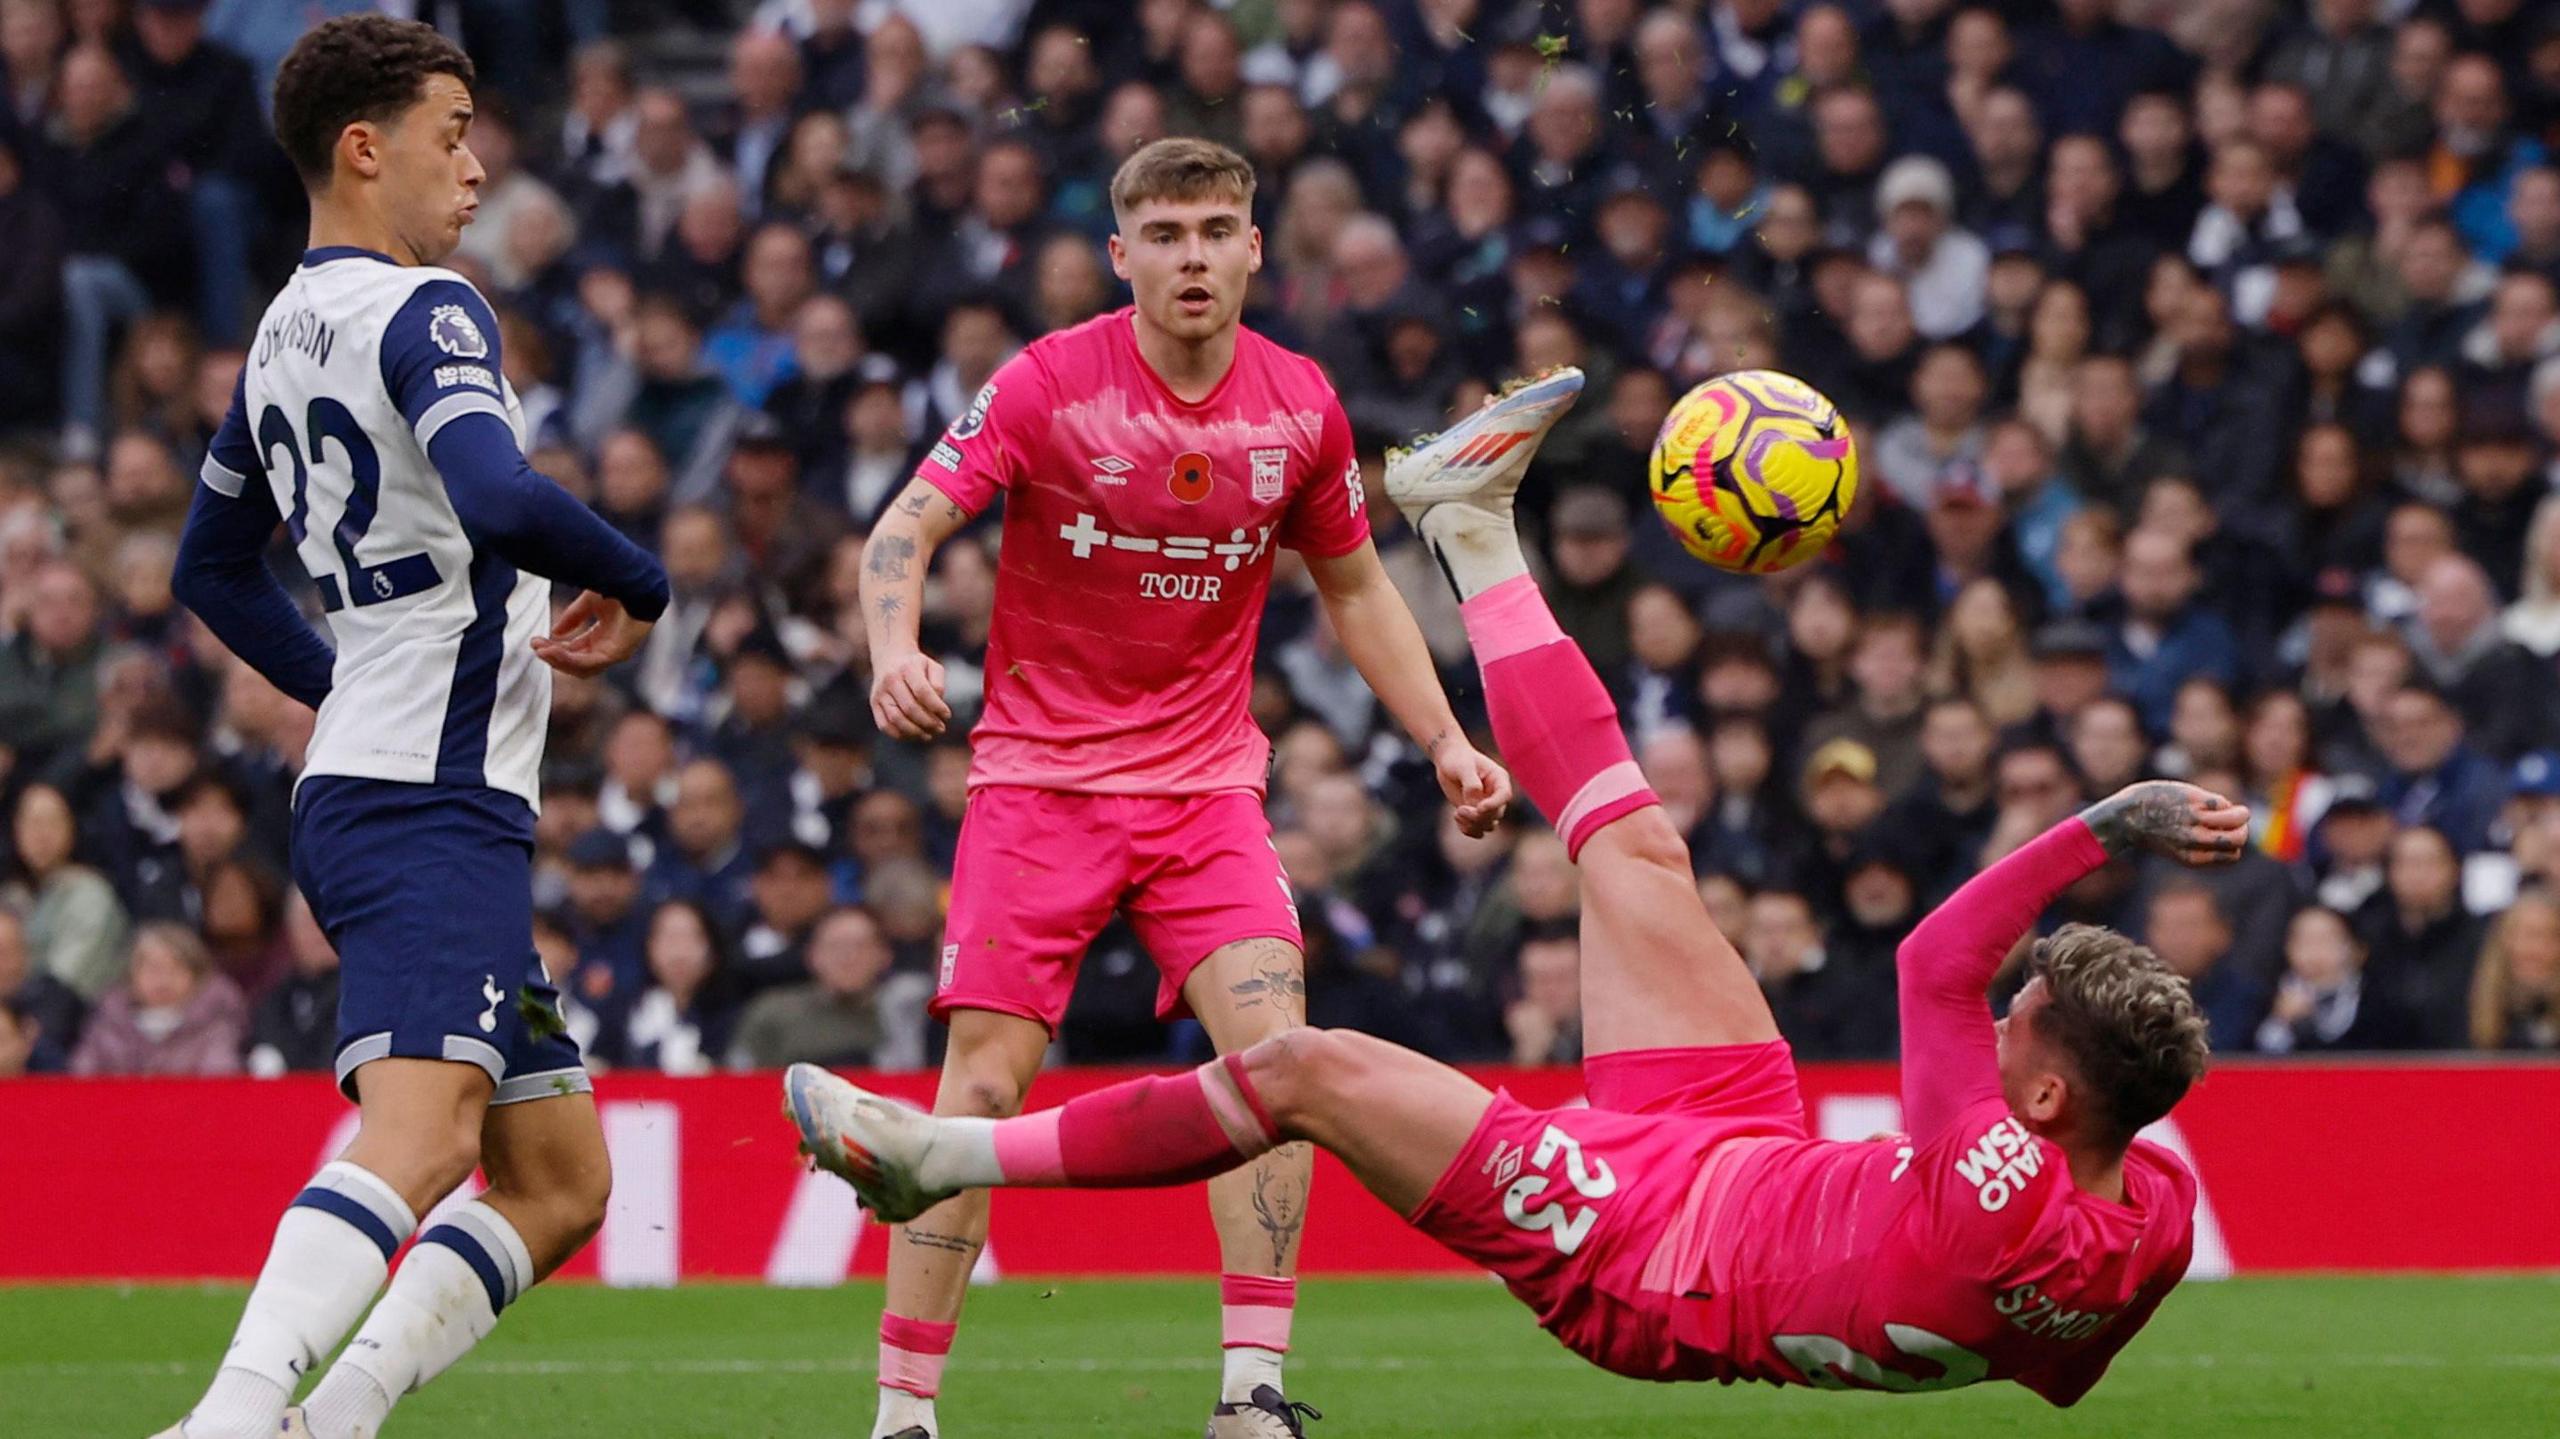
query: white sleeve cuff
[
  {"left": 199, "top": 455, "right": 248, "bottom": 498},
  {"left": 414, "top": 390, "right": 509, "bottom": 448}
]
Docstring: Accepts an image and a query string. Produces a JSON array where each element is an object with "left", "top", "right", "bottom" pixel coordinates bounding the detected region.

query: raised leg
[{"left": 1388, "top": 372, "right": 1778, "bottom": 1060}]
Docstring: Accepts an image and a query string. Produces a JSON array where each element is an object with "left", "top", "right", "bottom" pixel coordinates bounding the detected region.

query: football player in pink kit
[
  {"left": 850, "top": 137, "right": 1509, "bottom": 1438},
  {"left": 795, "top": 375, "right": 2240, "bottom": 1413}
]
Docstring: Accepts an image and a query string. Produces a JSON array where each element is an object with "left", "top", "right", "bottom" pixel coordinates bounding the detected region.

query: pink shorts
[
  {"left": 1406, "top": 1041, "right": 1806, "bottom": 1380},
  {"left": 933, "top": 785, "right": 1302, "bottom": 1031}
]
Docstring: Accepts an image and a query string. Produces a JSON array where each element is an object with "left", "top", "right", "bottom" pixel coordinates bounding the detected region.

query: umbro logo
[
  {"left": 1483, "top": 1139, "right": 1525, "bottom": 1189},
  {"left": 1090, "top": 455, "right": 1133, "bottom": 486}
]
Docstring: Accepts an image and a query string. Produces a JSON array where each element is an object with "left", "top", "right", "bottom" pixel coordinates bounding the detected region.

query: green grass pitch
[{"left": 6, "top": 1276, "right": 2553, "bottom": 1436}]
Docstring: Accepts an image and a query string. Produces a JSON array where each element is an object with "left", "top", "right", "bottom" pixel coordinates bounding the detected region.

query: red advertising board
[{"left": 4, "top": 1061, "right": 2555, "bottom": 1282}]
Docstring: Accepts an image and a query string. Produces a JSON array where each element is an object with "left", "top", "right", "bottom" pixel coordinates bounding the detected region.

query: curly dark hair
[
  {"left": 272, "top": 16, "right": 476, "bottom": 187},
  {"left": 2025, "top": 923, "right": 2211, "bottom": 1148}
]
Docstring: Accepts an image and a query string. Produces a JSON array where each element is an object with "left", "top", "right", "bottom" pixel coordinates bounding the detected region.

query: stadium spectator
[
  {"left": 2377, "top": 682, "right": 2510, "bottom": 855},
  {"left": 0, "top": 904, "right": 82, "bottom": 1073},
  {"left": 2137, "top": 881, "right": 2258, "bottom": 1054},
  {"left": 1929, "top": 576, "right": 2039, "bottom": 731},
  {"left": 1803, "top": 613, "right": 1929, "bottom": 800},
  {"left": 2107, "top": 527, "right": 2242, "bottom": 733},
  {"left": 2469, "top": 887, "right": 2560, "bottom": 1051},
  {"left": 2427, "top": 53, "right": 2548, "bottom": 261},
  {"left": 1882, "top": 695, "right": 1997, "bottom": 902},
  {"left": 243, "top": 893, "right": 339, "bottom": 1077},
  {"left": 605, "top": 898, "right": 743, "bottom": 1076},
  {"left": 1502, "top": 923, "right": 1582, "bottom": 1067},
  {"left": 4, "top": 782, "right": 128, "bottom": 1001},
  {"left": 1867, "top": 156, "right": 1988, "bottom": 341},
  {"left": 560, "top": 828, "right": 650, "bottom": 1013},
  {"left": 1745, "top": 885, "right": 1885, "bottom": 1059},
  {"left": 1870, "top": 342, "right": 1988, "bottom": 507},
  {"left": 2362, "top": 823, "right": 2487, "bottom": 1048},
  {"left": 735, "top": 839, "right": 835, "bottom": 992},
  {"left": 728, "top": 904, "right": 896, "bottom": 1068},
  {"left": 2410, "top": 554, "right": 2560, "bottom": 759},
  {"left": 2255, "top": 903, "right": 2398, "bottom": 1053},
  {"left": 2058, "top": 353, "right": 2186, "bottom": 519},
  {"left": 650, "top": 758, "right": 757, "bottom": 935},
  {"left": 68, "top": 921, "right": 243, "bottom": 1077},
  {"left": 0, "top": 558, "right": 106, "bottom": 767}
]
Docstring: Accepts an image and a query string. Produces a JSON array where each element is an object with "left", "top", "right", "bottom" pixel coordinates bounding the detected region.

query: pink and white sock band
[
  {"left": 1458, "top": 574, "right": 1565, "bottom": 661},
  {"left": 1220, "top": 1273, "right": 1297, "bottom": 1352},
  {"left": 878, "top": 1313, "right": 957, "bottom": 1398}
]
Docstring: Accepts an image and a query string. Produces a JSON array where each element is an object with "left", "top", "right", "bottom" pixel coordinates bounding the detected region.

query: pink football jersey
[
  {"left": 1662, "top": 819, "right": 2197, "bottom": 1405},
  {"left": 1668, "top": 1100, "right": 2194, "bottom": 1405},
  {"left": 918, "top": 309, "right": 1369, "bottom": 795}
]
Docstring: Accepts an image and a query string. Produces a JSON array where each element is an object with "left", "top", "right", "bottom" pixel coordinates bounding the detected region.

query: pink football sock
[
  {"left": 878, "top": 1313, "right": 956, "bottom": 1398},
  {"left": 989, "top": 1053, "right": 1278, "bottom": 1187},
  {"left": 1462, "top": 575, "right": 1658, "bottom": 858}
]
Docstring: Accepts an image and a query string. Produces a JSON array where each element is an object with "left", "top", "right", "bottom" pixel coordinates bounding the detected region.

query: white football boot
[
  {"left": 781, "top": 1064, "right": 954, "bottom": 1224},
  {"left": 1384, "top": 367, "right": 1584, "bottom": 518},
  {"left": 1206, "top": 1385, "right": 1322, "bottom": 1438}
]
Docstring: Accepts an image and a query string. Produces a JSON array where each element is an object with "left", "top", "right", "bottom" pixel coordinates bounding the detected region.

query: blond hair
[
  {"left": 2470, "top": 889, "right": 2560, "bottom": 1050},
  {"left": 2026, "top": 923, "right": 2211, "bottom": 1146},
  {"left": 1110, "top": 136, "right": 1256, "bottom": 222}
]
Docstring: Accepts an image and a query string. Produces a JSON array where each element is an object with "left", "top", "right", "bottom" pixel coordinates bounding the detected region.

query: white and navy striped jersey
[{"left": 204, "top": 248, "right": 552, "bottom": 807}]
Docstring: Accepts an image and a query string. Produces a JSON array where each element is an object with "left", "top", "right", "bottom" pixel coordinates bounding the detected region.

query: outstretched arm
[
  {"left": 1306, "top": 542, "right": 1511, "bottom": 836},
  {"left": 426, "top": 412, "right": 671, "bottom": 620},
  {"left": 1898, "top": 782, "right": 2248, "bottom": 1141}
]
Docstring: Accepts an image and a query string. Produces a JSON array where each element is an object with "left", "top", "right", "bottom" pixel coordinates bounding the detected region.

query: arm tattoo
[
  {"left": 1248, "top": 1145, "right": 1309, "bottom": 1270},
  {"left": 896, "top": 485, "right": 933, "bottom": 516},
  {"left": 900, "top": 1229, "right": 982, "bottom": 1258},
  {"left": 874, "top": 592, "right": 905, "bottom": 622},
  {"left": 866, "top": 534, "right": 918, "bottom": 582}
]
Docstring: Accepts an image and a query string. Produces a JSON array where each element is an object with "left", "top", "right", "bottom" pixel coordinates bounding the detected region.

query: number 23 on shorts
[{"left": 1502, "top": 1124, "right": 1620, "bottom": 1257}]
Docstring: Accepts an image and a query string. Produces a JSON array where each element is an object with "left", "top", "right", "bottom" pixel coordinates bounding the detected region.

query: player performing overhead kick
[
  {"left": 792, "top": 375, "right": 2237, "bottom": 1408},
  {"left": 159, "top": 17, "right": 668, "bottom": 1438},
  {"left": 848, "top": 136, "right": 1510, "bottom": 1439}
]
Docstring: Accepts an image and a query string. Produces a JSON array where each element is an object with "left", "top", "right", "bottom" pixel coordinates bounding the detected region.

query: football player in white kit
[{"left": 158, "top": 17, "right": 668, "bottom": 1438}]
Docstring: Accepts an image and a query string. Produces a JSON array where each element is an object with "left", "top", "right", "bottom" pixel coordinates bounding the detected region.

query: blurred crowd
[{"left": 6, "top": 0, "right": 2560, "bottom": 1084}]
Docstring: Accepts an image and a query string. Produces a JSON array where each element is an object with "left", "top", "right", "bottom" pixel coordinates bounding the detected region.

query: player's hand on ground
[
  {"left": 2082, "top": 781, "right": 2251, "bottom": 866},
  {"left": 873, "top": 649, "right": 951, "bottom": 739},
  {"left": 1433, "top": 736, "right": 1511, "bottom": 837},
  {"left": 531, "top": 591, "right": 652, "bottom": 677}
]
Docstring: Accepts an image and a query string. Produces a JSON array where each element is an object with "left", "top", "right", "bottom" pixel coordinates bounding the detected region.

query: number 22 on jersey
[
  {"left": 261, "top": 397, "right": 438, "bottom": 613},
  {"left": 1501, "top": 1124, "right": 1620, "bottom": 1256}
]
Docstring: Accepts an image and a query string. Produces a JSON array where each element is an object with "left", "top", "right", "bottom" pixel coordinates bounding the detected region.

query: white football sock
[
  {"left": 916, "top": 1116, "right": 1000, "bottom": 1190},
  {"left": 191, "top": 1161, "right": 415, "bottom": 1439},
  {"left": 1416, "top": 502, "right": 1529, "bottom": 602},
  {"left": 302, "top": 1200, "right": 533, "bottom": 1439},
  {"left": 1221, "top": 1345, "right": 1286, "bottom": 1404},
  {"left": 874, "top": 1387, "right": 938, "bottom": 1438}
]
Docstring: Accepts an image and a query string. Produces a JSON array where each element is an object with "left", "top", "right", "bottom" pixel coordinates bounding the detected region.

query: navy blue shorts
[{"left": 292, "top": 776, "right": 588, "bottom": 1105}]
